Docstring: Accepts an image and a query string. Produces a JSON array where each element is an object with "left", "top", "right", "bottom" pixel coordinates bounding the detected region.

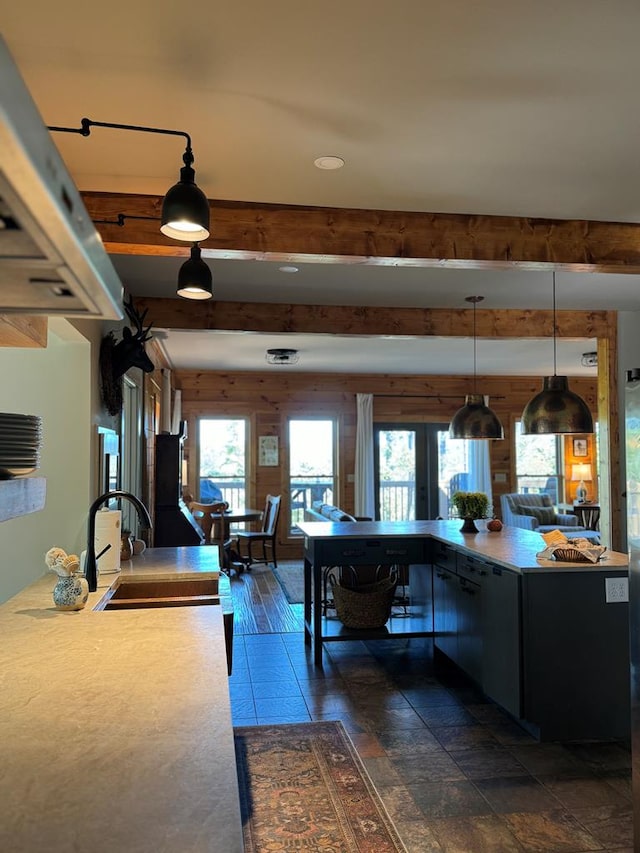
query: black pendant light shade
[
  {"left": 176, "top": 243, "right": 213, "bottom": 300},
  {"left": 521, "top": 273, "right": 594, "bottom": 435},
  {"left": 521, "top": 375, "right": 594, "bottom": 434},
  {"left": 449, "top": 296, "right": 504, "bottom": 440},
  {"left": 161, "top": 153, "right": 210, "bottom": 242},
  {"left": 450, "top": 393, "right": 505, "bottom": 439}
]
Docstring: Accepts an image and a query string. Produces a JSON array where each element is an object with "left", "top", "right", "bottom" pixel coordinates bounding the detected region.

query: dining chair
[
  {"left": 234, "top": 494, "right": 281, "bottom": 570},
  {"left": 189, "top": 501, "right": 236, "bottom": 575}
]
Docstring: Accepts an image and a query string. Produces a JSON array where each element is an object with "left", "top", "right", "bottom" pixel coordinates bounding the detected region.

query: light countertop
[
  {"left": 0, "top": 546, "right": 243, "bottom": 853},
  {"left": 297, "top": 519, "right": 628, "bottom": 573}
]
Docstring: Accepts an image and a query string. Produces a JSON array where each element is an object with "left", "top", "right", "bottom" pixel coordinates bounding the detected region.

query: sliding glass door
[{"left": 374, "top": 423, "right": 469, "bottom": 520}]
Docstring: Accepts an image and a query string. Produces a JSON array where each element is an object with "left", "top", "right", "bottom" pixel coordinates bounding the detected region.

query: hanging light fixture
[
  {"left": 160, "top": 146, "right": 210, "bottom": 242},
  {"left": 47, "top": 118, "right": 210, "bottom": 242},
  {"left": 449, "top": 296, "right": 504, "bottom": 440},
  {"left": 176, "top": 243, "right": 213, "bottom": 300},
  {"left": 521, "top": 272, "right": 594, "bottom": 434}
]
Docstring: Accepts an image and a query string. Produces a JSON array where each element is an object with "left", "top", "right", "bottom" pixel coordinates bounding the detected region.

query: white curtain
[
  {"left": 355, "top": 393, "right": 375, "bottom": 519},
  {"left": 467, "top": 440, "right": 494, "bottom": 513}
]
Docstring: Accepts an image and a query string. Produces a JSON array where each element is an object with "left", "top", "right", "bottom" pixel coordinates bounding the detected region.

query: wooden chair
[
  {"left": 189, "top": 501, "right": 237, "bottom": 575},
  {"left": 234, "top": 494, "right": 281, "bottom": 570}
]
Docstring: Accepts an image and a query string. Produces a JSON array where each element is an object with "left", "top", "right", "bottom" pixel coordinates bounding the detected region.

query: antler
[{"left": 123, "top": 293, "right": 153, "bottom": 342}]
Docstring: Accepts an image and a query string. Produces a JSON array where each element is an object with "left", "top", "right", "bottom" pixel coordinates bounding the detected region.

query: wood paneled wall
[{"left": 177, "top": 370, "right": 599, "bottom": 560}]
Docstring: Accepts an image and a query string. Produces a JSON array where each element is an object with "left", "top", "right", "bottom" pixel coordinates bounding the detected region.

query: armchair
[{"left": 500, "top": 493, "right": 585, "bottom": 534}]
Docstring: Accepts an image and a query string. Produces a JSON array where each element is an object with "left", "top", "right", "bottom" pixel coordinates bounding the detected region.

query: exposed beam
[
  {"left": 82, "top": 192, "right": 640, "bottom": 273},
  {"left": 134, "top": 297, "right": 614, "bottom": 338}
]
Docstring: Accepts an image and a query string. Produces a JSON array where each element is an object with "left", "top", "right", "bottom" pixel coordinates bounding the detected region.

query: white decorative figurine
[{"left": 45, "top": 547, "right": 89, "bottom": 611}]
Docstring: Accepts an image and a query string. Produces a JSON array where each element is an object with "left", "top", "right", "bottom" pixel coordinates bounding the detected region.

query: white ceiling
[{"left": 4, "top": 2, "right": 639, "bottom": 373}]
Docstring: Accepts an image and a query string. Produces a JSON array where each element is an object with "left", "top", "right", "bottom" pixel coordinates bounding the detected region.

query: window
[
  {"left": 515, "top": 421, "right": 561, "bottom": 504},
  {"left": 374, "top": 424, "right": 464, "bottom": 520},
  {"left": 289, "top": 418, "right": 335, "bottom": 533},
  {"left": 198, "top": 418, "right": 247, "bottom": 507}
]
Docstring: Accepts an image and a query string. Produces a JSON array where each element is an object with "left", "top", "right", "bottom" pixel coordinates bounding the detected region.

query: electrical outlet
[{"left": 605, "top": 577, "right": 629, "bottom": 603}]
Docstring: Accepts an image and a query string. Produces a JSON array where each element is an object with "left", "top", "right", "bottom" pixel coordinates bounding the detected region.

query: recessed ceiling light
[
  {"left": 314, "top": 155, "right": 345, "bottom": 170},
  {"left": 278, "top": 265, "right": 299, "bottom": 273}
]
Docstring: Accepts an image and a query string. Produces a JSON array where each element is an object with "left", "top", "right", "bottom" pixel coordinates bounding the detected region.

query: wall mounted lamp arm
[{"left": 47, "top": 117, "right": 192, "bottom": 155}]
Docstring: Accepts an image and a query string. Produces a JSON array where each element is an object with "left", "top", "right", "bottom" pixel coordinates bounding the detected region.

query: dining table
[{"left": 213, "top": 506, "right": 263, "bottom": 535}]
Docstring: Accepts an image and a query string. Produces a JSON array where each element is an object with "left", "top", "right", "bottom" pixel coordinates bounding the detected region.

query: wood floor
[{"left": 228, "top": 561, "right": 303, "bottom": 634}]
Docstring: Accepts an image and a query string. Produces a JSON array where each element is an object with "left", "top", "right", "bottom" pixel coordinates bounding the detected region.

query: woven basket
[
  {"left": 552, "top": 546, "right": 605, "bottom": 563},
  {"left": 330, "top": 572, "right": 397, "bottom": 629}
]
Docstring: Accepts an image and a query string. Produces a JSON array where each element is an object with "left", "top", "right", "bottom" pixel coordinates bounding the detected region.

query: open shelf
[{"left": 0, "top": 478, "right": 46, "bottom": 522}]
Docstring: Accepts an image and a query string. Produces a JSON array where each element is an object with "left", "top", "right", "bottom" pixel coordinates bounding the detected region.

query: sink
[{"left": 94, "top": 576, "right": 220, "bottom": 611}]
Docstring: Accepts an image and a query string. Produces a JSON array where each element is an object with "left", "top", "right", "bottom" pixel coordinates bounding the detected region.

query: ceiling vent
[{"left": 266, "top": 348, "right": 299, "bottom": 365}]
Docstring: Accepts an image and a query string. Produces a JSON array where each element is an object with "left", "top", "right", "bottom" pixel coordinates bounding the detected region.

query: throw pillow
[{"left": 516, "top": 504, "right": 555, "bottom": 525}]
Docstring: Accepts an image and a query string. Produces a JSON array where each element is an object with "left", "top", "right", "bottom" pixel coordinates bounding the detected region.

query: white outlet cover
[{"left": 605, "top": 577, "right": 629, "bottom": 603}]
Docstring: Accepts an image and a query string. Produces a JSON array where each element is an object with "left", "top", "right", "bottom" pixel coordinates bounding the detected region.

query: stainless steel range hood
[{"left": 0, "top": 36, "right": 123, "bottom": 319}]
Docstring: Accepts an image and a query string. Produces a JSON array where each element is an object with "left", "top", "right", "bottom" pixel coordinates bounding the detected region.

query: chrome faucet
[{"left": 85, "top": 490, "right": 152, "bottom": 591}]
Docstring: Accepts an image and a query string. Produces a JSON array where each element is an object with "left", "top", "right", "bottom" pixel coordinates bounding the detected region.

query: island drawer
[
  {"left": 314, "top": 537, "right": 428, "bottom": 566},
  {"left": 457, "top": 552, "right": 491, "bottom": 581},
  {"left": 432, "top": 540, "right": 457, "bottom": 571}
]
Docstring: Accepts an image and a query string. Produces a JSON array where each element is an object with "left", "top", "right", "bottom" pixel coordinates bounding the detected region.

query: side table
[{"left": 573, "top": 503, "right": 600, "bottom": 531}]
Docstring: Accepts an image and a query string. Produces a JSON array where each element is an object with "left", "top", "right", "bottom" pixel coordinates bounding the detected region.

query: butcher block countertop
[{"left": 0, "top": 546, "right": 243, "bottom": 853}]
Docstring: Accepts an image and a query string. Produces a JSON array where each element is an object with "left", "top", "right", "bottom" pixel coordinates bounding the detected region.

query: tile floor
[{"left": 230, "top": 631, "right": 633, "bottom": 852}]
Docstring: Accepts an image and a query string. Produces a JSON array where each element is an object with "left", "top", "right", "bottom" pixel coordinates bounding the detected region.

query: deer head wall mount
[{"left": 100, "top": 294, "right": 154, "bottom": 416}]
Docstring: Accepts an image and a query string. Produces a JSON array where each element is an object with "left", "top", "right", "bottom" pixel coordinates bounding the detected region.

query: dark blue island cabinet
[{"left": 299, "top": 520, "right": 630, "bottom": 742}]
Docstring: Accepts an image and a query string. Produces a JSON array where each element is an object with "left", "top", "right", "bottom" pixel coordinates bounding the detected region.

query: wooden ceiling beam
[
  {"left": 82, "top": 191, "right": 640, "bottom": 274},
  {"left": 135, "top": 297, "right": 613, "bottom": 338}
]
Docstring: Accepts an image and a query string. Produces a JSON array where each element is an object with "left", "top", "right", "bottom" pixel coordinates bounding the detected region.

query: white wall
[{"left": 0, "top": 320, "right": 92, "bottom": 603}]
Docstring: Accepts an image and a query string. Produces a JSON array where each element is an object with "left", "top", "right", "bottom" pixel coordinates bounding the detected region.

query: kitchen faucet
[{"left": 85, "top": 490, "right": 153, "bottom": 592}]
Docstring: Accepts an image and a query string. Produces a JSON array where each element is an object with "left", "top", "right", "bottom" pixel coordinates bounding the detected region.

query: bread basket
[{"left": 551, "top": 543, "right": 606, "bottom": 563}]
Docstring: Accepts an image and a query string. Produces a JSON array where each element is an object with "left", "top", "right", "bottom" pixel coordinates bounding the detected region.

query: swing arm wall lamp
[{"left": 47, "top": 117, "right": 210, "bottom": 242}]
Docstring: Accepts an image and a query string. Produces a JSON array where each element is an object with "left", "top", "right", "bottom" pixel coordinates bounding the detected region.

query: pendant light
[
  {"left": 176, "top": 243, "right": 213, "bottom": 300},
  {"left": 521, "top": 272, "right": 594, "bottom": 435},
  {"left": 160, "top": 146, "right": 210, "bottom": 242},
  {"left": 449, "top": 296, "right": 504, "bottom": 440}
]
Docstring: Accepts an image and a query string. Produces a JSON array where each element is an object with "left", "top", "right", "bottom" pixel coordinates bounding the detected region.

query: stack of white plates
[{"left": 0, "top": 413, "right": 42, "bottom": 478}]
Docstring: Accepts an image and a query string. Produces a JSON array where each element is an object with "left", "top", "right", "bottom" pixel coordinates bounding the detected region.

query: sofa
[
  {"left": 304, "top": 501, "right": 359, "bottom": 522},
  {"left": 500, "top": 493, "right": 587, "bottom": 534}
]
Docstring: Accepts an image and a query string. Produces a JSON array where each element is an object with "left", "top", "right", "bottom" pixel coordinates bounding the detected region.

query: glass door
[{"left": 374, "top": 423, "right": 467, "bottom": 520}]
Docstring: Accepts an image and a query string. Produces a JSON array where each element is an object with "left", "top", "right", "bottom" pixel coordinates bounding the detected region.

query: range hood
[{"left": 0, "top": 37, "right": 123, "bottom": 319}]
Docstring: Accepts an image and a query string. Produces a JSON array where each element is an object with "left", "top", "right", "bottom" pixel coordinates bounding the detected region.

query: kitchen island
[
  {"left": 299, "top": 520, "right": 630, "bottom": 741},
  {"left": 0, "top": 546, "right": 243, "bottom": 853}
]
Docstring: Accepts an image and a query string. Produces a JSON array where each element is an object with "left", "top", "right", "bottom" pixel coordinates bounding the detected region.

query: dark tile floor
[{"left": 230, "top": 631, "right": 633, "bottom": 852}]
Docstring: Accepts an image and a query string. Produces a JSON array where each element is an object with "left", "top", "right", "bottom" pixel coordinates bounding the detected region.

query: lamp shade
[
  {"left": 521, "top": 376, "right": 594, "bottom": 435},
  {"left": 176, "top": 244, "right": 213, "bottom": 300},
  {"left": 571, "top": 463, "right": 593, "bottom": 482},
  {"left": 161, "top": 163, "right": 210, "bottom": 242},
  {"left": 449, "top": 394, "right": 505, "bottom": 440}
]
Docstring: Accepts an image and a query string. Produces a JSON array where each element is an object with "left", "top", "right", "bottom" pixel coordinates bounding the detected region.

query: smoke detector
[
  {"left": 581, "top": 351, "right": 598, "bottom": 367},
  {"left": 266, "top": 348, "right": 299, "bottom": 365}
]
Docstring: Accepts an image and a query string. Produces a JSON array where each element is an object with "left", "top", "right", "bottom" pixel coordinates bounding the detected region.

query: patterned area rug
[
  {"left": 271, "top": 563, "right": 304, "bottom": 604},
  {"left": 234, "top": 721, "right": 407, "bottom": 853}
]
